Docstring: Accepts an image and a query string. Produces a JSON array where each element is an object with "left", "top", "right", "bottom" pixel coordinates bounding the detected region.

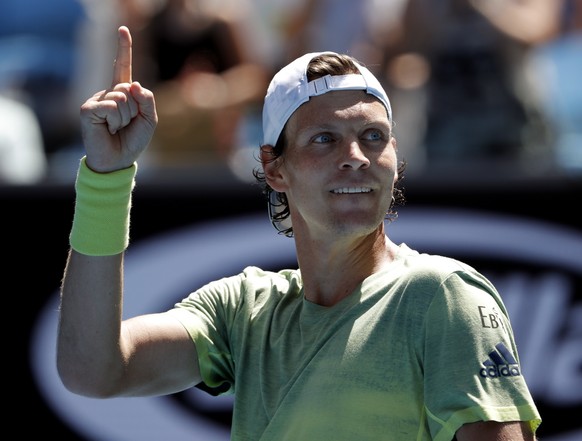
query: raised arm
[{"left": 56, "top": 26, "right": 201, "bottom": 398}]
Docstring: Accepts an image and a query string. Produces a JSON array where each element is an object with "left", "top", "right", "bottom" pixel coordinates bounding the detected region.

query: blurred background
[{"left": 4, "top": 0, "right": 580, "bottom": 439}]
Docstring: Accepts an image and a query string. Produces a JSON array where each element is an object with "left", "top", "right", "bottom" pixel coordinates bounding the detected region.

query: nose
[{"left": 340, "top": 139, "right": 370, "bottom": 169}]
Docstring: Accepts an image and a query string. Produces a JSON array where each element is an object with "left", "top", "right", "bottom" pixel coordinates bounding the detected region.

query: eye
[
  {"left": 362, "top": 128, "right": 385, "bottom": 142},
  {"left": 312, "top": 133, "right": 334, "bottom": 144}
]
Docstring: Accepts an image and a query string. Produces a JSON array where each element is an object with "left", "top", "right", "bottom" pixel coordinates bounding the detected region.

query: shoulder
[
  {"left": 397, "top": 244, "right": 481, "bottom": 285},
  {"left": 237, "top": 266, "right": 302, "bottom": 295},
  {"left": 395, "top": 244, "right": 502, "bottom": 307},
  {"left": 171, "top": 266, "right": 302, "bottom": 320},
  {"left": 239, "top": 266, "right": 300, "bottom": 284},
  {"left": 191, "top": 266, "right": 302, "bottom": 305}
]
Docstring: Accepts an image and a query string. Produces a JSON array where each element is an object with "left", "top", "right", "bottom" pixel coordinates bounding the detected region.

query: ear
[
  {"left": 391, "top": 137, "right": 399, "bottom": 185},
  {"left": 260, "top": 145, "right": 286, "bottom": 192}
]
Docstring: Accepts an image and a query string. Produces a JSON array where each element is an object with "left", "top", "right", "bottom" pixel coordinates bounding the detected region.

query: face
[{"left": 263, "top": 90, "right": 398, "bottom": 239}]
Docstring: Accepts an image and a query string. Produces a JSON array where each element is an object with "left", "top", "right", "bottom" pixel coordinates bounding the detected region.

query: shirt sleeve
[
  {"left": 422, "top": 270, "right": 541, "bottom": 440},
  {"left": 167, "top": 273, "right": 245, "bottom": 395}
]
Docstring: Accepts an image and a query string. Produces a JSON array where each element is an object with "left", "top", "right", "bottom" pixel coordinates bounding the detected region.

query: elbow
[{"left": 56, "top": 356, "right": 119, "bottom": 399}]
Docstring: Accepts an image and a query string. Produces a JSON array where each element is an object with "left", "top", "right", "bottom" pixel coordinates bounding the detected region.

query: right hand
[{"left": 80, "top": 26, "right": 158, "bottom": 173}]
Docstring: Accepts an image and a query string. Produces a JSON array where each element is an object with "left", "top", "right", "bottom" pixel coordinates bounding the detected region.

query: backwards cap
[{"left": 262, "top": 51, "right": 392, "bottom": 146}]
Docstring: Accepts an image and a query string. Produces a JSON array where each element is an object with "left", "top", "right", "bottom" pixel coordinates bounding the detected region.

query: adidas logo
[{"left": 479, "top": 342, "right": 522, "bottom": 378}]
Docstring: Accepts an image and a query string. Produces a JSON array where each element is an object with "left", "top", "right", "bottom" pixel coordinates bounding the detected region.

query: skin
[
  {"left": 57, "top": 26, "right": 201, "bottom": 399},
  {"left": 56, "top": 26, "right": 536, "bottom": 440},
  {"left": 262, "top": 91, "right": 400, "bottom": 306}
]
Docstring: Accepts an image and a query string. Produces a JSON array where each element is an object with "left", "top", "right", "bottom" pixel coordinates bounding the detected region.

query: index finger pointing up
[{"left": 112, "top": 26, "right": 132, "bottom": 86}]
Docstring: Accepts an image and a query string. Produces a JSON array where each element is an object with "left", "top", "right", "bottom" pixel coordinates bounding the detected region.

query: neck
[{"left": 296, "top": 230, "right": 398, "bottom": 306}]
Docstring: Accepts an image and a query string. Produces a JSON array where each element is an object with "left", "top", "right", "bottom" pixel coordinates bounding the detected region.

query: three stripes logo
[{"left": 479, "top": 342, "right": 521, "bottom": 378}]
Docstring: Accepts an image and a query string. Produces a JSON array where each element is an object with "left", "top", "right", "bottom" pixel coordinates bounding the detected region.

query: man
[{"left": 57, "top": 26, "right": 541, "bottom": 440}]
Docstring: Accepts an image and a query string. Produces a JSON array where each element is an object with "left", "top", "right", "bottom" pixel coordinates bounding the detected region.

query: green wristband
[{"left": 69, "top": 157, "right": 137, "bottom": 256}]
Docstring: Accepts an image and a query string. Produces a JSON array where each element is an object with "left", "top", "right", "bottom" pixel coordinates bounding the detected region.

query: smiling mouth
[{"left": 331, "top": 187, "right": 372, "bottom": 194}]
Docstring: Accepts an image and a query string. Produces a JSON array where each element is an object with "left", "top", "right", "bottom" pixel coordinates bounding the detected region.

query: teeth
[{"left": 332, "top": 187, "right": 372, "bottom": 194}]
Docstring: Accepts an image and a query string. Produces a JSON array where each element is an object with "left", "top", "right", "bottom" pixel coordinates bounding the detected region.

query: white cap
[{"left": 262, "top": 51, "right": 392, "bottom": 146}]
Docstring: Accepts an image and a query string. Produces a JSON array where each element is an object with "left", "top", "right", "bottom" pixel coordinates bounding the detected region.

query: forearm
[
  {"left": 57, "top": 249, "right": 127, "bottom": 397},
  {"left": 56, "top": 157, "right": 135, "bottom": 396}
]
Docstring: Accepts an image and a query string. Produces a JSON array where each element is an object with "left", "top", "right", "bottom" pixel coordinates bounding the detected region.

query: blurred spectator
[
  {"left": 282, "top": 0, "right": 384, "bottom": 65},
  {"left": 375, "top": 0, "right": 562, "bottom": 175},
  {"left": 0, "top": 92, "right": 47, "bottom": 184},
  {"left": 0, "top": 0, "right": 87, "bottom": 181},
  {"left": 526, "top": 0, "right": 582, "bottom": 174},
  {"left": 113, "top": 0, "right": 270, "bottom": 177}
]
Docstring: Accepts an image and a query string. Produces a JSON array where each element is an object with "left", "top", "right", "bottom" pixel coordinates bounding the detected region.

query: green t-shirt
[{"left": 169, "top": 244, "right": 541, "bottom": 440}]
